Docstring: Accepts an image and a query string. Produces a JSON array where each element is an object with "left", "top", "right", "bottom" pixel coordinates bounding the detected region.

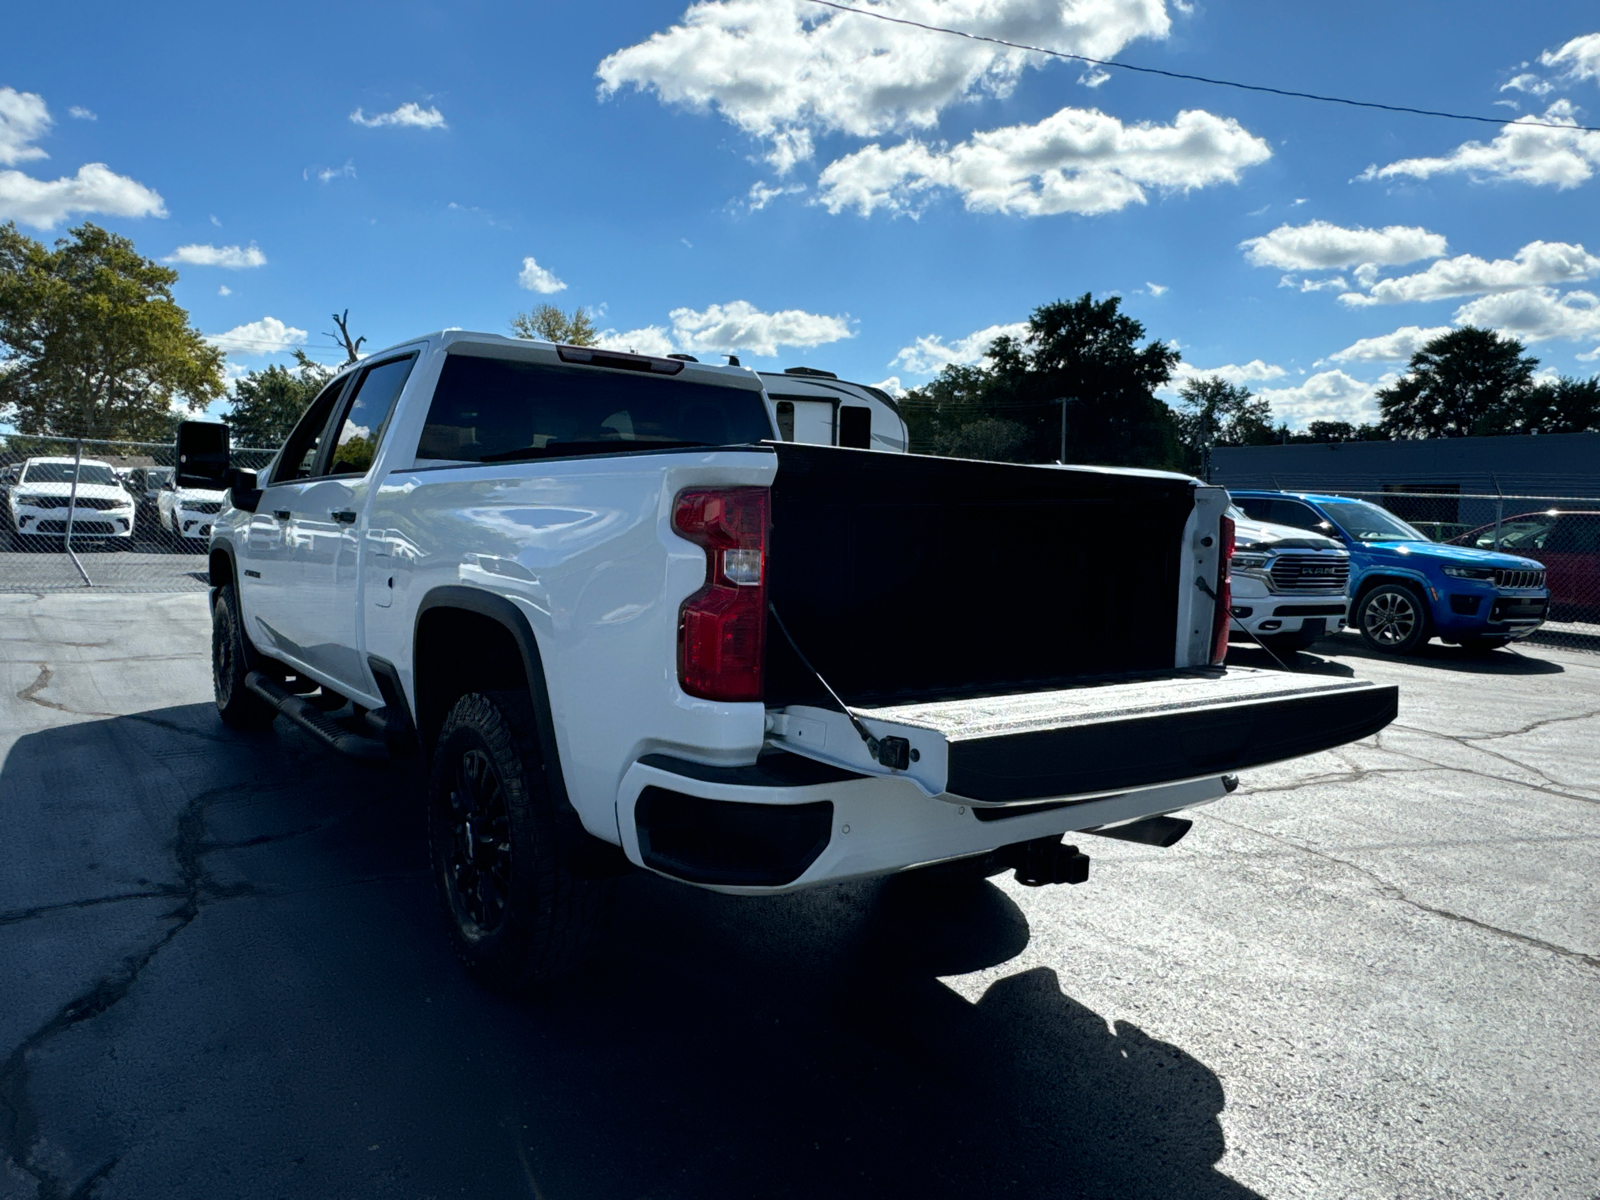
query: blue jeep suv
[{"left": 1230, "top": 492, "right": 1549, "bottom": 654}]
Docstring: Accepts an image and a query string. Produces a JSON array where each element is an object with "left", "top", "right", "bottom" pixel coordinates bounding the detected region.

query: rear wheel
[
  {"left": 1356, "top": 584, "right": 1431, "bottom": 655},
  {"left": 212, "top": 583, "right": 276, "bottom": 729},
  {"left": 428, "top": 691, "right": 610, "bottom": 989}
]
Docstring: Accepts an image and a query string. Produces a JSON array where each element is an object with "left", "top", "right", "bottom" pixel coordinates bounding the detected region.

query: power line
[{"left": 801, "top": 0, "right": 1600, "bottom": 135}]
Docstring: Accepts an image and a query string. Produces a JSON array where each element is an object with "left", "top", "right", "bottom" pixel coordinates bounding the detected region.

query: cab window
[{"left": 271, "top": 377, "right": 350, "bottom": 485}]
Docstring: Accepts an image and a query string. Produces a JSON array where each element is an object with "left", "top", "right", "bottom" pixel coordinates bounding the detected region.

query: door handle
[
  {"left": 331, "top": 509, "right": 357, "bottom": 525},
  {"left": 273, "top": 509, "right": 291, "bottom": 521}
]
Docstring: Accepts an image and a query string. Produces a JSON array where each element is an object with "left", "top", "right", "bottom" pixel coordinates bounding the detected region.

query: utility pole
[{"left": 1057, "top": 397, "right": 1070, "bottom": 464}]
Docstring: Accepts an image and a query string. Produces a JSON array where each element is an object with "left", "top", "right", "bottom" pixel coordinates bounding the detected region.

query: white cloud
[
  {"left": 309, "top": 160, "right": 356, "bottom": 183},
  {"left": 0, "top": 162, "right": 166, "bottom": 230},
  {"left": 1171, "top": 359, "right": 1288, "bottom": 388},
  {"left": 817, "top": 105, "right": 1270, "bottom": 218},
  {"left": 890, "top": 321, "right": 1029, "bottom": 375},
  {"left": 206, "top": 316, "right": 307, "bottom": 357},
  {"left": 0, "top": 87, "right": 51, "bottom": 166},
  {"left": 1364, "top": 101, "right": 1600, "bottom": 189},
  {"left": 1326, "top": 325, "right": 1452, "bottom": 363},
  {"left": 597, "top": 0, "right": 1173, "bottom": 172},
  {"left": 517, "top": 256, "right": 567, "bottom": 294},
  {"left": 218, "top": 285, "right": 232, "bottom": 296},
  {"left": 870, "top": 375, "right": 907, "bottom": 398},
  {"left": 670, "top": 300, "right": 851, "bottom": 356},
  {"left": 1541, "top": 32, "right": 1600, "bottom": 85},
  {"left": 1452, "top": 287, "right": 1600, "bottom": 343},
  {"left": 594, "top": 301, "right": 854, "bottom": 358},
  {"left": 1299, "top": 276, "right": 1349, "bottom": 293},
  {"left": 1339, "top": 240, "right": 1600, "bottom": 306},
  {"left": 1239, "top": 220, "right": 1447, "bottom": 270},
  {"left": 67, "top": 105, "right": 96, "bottom": 121},
  {"left": 1256, "top": 369, "right": 1380, "bottom": 428},
  {"left": 350, "top": 102, "right": 447, "bottom": 130},
  {"left": 595, "top": 326, "right": 678, "bottom": 357},
  {"left": 164, "top": 242, "right": 267, "bottom": 269},
  {"left": 1145, "top": 281, "right": 1168, "bottom": 296},
  {"left": 1500, "top": 73, "right": 1553, "bottom": 97},
  {"left": 746, "top": 179, "right": 805, "bottom": 211}
]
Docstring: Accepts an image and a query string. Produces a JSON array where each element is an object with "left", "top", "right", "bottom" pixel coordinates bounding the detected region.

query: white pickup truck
[{"left": 177, "top": 331, "right": 1397, "bottom": 988}]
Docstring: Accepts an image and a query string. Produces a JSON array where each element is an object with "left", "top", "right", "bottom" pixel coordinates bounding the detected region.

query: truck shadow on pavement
[{"left": 0, "top": 703, "right": 1262, "bottom": 1200}]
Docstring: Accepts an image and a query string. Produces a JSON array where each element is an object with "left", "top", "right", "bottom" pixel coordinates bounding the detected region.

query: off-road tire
[
  {"left": 212, "top": 583, "right": 276, "bottom": 729},
  {"left": 428, "top": 690, "right": 610, "bottom": 990},
  {"left": 1356, "top": 583, "right": 1432, "bottom": 655}
]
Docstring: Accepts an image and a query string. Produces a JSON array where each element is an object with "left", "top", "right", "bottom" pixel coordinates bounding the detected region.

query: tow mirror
[{"left": 176, "top": 421, "right": 230, "bottom": 488}]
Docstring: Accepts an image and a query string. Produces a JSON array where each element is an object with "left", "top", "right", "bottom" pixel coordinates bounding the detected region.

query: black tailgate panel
[
  {"left": 766, "top": 443, "right": 1196, "bottom": 707},
  {"left": 947, "top": 683, "right": 1399, "bottom": 802}
]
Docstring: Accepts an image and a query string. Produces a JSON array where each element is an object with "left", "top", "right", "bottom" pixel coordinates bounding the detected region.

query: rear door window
[
  {"left": 418, "top": 355, "right": 773, "bottom": 463},
  {"left": 323, "top": 355, "right": 417, "bottom": 477}
]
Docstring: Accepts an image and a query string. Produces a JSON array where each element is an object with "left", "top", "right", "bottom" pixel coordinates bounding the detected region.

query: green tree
[
  {"left": 1172, "top": 376, "right": 1275, "bottom": 476},
  {"left": 228, "top": 350, "right": 334, "bottom": 448},
  {"left": 1376, "top": 327, "right": 1538, "bottom": 439},
  {"left": 510, "top": 304, "right": 598, "bottom": 346},
  {"left": 1520, "top": 374, "right": 1600, "bottom": 434},
  {"left": 0, "top": 222, "right": 224, "bottom": 440},
  {"left": 904, "top": 294, "right": 1181, "bottom": 468}
]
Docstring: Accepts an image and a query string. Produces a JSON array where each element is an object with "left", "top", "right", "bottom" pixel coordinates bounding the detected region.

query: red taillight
[
  {"left": 1210, "top": 513, "right": 1235, "bottom": 666},
  {"left": 673, "top": 487, "right": 769, "bottom": 701}
]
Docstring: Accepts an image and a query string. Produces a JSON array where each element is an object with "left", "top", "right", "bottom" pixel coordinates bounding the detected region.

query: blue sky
[{"left": 3, "top": 1, "right": 1598, "bottom": 429}]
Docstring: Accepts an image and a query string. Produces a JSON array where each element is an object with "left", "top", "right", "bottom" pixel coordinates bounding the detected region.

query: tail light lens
[
  {"left": 1210, "top": 513, "right": 1235, "bottom": 666},
  {"left": 673, "top": 487, "right": 769, "bottom": 701}
]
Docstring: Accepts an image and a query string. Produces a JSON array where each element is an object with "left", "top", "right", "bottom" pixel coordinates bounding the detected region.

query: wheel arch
[
  {"left": 1352, "top": 569, "right": 1432, "bottom": 611},
  {"left": 413, "top": 586, "right": 626, "bottom": 870},
  {"left": 208, "top": 540, "right": 237, "bottom": 592}
]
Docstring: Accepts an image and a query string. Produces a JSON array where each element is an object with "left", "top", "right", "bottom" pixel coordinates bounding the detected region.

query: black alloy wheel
[
  {"left": 427, "top": 691, "right": 610, "bottom": 989},
  {"left": 212, "top": 583, "right": 276, "bottom": 729},
  {"left": 441, "top": 748, "right": 514, "bottom": 937},
  {"left": 1357, "top": 584, "right": 1431, "bottom": 655}
]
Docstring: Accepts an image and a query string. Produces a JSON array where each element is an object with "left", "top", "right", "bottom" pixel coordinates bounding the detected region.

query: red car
[{"left": 1451, "top": 511, "right": 1600, "bottom": 621}]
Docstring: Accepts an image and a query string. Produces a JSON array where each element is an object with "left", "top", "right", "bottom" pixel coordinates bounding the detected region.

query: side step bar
[{"left": 245, "top": 670, "right": 388, "bottom": 761}]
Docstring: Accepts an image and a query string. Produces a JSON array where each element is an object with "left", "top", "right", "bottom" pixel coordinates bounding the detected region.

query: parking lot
[{"left": 1, "top": 590, "right": 1597, "bottom": 1199}]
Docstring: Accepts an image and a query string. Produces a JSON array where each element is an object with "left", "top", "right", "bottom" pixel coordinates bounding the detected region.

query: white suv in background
[
  {"left": 157, "top": 477, "right": 228, "bottom": 542},
  {"left": 1227, "top": 505, "right": 1351, "bottom": 652},
  {"left": 5, "top": 457, "right": 136, "bottom": 545}
]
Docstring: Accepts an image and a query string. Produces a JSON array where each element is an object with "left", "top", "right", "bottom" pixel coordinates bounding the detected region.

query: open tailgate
[{"left": 765, "top": 668, "right": 1397, "bottom": 804}]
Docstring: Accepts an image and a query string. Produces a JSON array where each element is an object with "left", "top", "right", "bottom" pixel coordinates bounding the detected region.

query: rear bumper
[{"left": 618, "top": 753, "right": 1233, "bottom": 894}]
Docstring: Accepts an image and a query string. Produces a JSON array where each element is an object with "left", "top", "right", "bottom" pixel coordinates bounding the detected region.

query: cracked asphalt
[{"left": 1, "top": 592, "right": 1597, "bottom": 1199}]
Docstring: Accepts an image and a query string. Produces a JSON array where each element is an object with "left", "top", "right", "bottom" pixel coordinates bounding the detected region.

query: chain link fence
[
  {"left": 1289, "top": 488, "right": 1600, "bottom": 654},
  {"left": 0, "top": 434, "right": 277, "bottom": 592}
]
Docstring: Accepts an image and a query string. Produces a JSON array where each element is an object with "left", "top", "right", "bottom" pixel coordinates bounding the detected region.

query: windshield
[
  {"left": 418, "top": 355, "right": 775, "bottom": 464},
  {"left": 1470, "top": 515, "right": 1555, "bottom": 550},
  {"left": 21, "top": 462, "right": 118, "bottom": 487},
  {"left": 1319, "top": 500, "right": 1427, "bottom": 543}
]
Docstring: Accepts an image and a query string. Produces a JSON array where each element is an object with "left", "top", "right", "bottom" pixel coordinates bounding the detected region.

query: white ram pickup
[{"left": 178, "top": 331, "right": 1398, "bottom": 988}]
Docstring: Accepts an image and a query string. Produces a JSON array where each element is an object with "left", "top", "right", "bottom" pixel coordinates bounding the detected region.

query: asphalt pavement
[{"left": 1, "top": 592, "right": 1596, "bottom": 1199}]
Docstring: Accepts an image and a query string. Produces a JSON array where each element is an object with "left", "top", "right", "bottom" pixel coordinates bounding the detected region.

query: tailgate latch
[{"left": 868, "top": 734, "right": 915, "bottom": 771}]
